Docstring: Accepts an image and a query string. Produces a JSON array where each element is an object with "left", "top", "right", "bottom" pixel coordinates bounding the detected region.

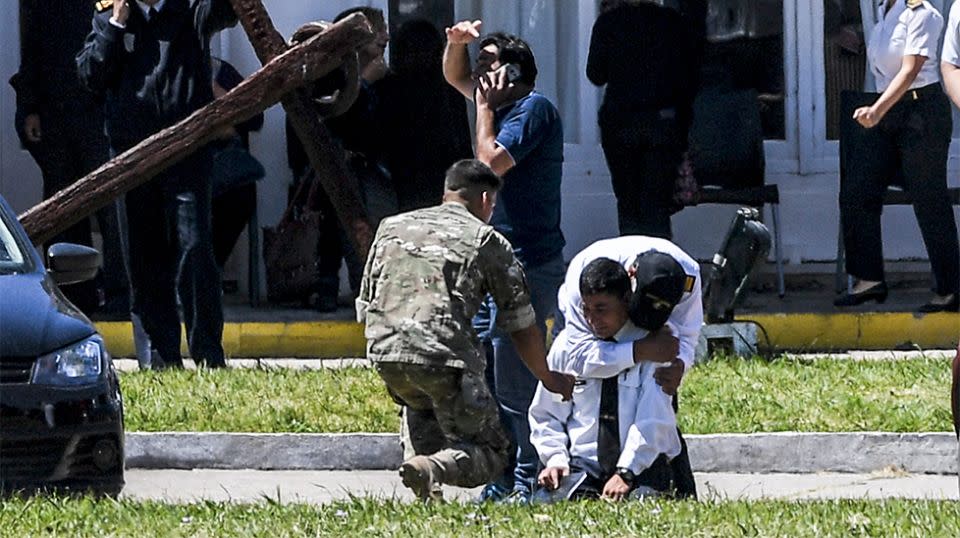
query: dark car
[{"left": 0, "top": 195, "right": 124, "bottom": 495}]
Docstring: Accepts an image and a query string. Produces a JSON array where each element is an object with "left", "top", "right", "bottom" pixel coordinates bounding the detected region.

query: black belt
[{"left": 902, "top": 83, "right": 941, "bottom": 102}]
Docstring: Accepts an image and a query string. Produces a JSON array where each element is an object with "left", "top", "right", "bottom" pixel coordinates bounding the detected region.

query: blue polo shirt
[{"left": 492, "top": 91, "right": 565, "bottom": 267}]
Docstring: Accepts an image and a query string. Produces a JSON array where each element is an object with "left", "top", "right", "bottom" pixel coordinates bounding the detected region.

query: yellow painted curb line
[
  {"left": 96, "top": 321, "right": 365, "bottom": 358},
  {"left": 96, "top": 312, "right": 959, "bottom": 358},
  {"left": 738, "top": 312, "right": 959, "bottom": 351}
]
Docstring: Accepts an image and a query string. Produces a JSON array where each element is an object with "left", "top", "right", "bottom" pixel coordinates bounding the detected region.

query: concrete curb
[
  {"left": 126, "top": 433, "right": 401, "bottom": 470},
  {"left": 686, "top": 433, "right": 957, "bottom": 474},
  {"left": 97, "top": 312, "right": 960, "bottom": 358},
  {"left": 125, "top": 432, "right": 960, "bottom": 475}
]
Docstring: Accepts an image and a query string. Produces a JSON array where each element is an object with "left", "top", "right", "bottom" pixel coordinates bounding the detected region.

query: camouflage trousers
[{"left": 375, "top": 362, "right": 511, "bottom": 488}]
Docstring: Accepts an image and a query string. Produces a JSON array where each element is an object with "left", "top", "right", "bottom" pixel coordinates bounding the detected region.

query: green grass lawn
[
  {"left": 2, "top": 497, "right": 959, "bottom": 537},
  {"left": 119, "top": 357, "right": 953, "bottom": 434}
]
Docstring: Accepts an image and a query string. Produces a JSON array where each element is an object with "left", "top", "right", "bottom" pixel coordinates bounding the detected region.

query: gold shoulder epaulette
[
  {"left": 906, "top": 0, "right": 922, "bottom": 9},
  {"left": 96, "top": 0, "right": 114, "bottom": 12}
]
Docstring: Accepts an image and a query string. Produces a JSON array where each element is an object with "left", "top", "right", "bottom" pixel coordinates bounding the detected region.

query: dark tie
[
  {"left": 596, "top": 374, "right": 620, "bottom": 478},
  {"left": 148, "top": 7, "right": 158, "bottom": 21}
]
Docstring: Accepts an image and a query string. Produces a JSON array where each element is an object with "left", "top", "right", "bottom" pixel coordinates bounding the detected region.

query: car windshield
[{"left": 0, "top": 209, "right": 29, "bottom": 275}]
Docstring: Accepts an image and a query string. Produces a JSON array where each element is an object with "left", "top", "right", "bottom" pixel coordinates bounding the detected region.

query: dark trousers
[
  {"left": 305, "top": 157, "right": 395, "bottom": 302},
  {"left": 671, "top": 419, "right": 697, "bottom": 499},
  {"left": 569, "top": 454, "right": 674, "bottom": 500},
  {"left": 123, "top": 150, "right": 225, "bottom": 367},
  {"left": 840, "top": 88, "right": 960, "bottom": 295},
  {"left": 475, "top": 255, "right": 565, "bottom": 493},
  {"left": 600, "top": 109, "right": 682, "bottom": 239},
  {"left": 36, "top": 111, "right": 128, "bottom": 311},
  {"left": 211, "top": 182, "right": 256, "bottom": 268},
  {"left": 308, "top": 182, "right": 360, "bottom": 301}
]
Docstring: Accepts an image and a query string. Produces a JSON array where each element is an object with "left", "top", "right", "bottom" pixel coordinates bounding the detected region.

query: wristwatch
[{"left": 616, "top": 467, "right": 636, "bottom": 483}]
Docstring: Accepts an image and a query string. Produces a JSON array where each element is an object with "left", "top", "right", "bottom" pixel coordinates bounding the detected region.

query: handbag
[
  {"left": 262, "top": 173, "right": 322, "bottom": 303},
  {"left": 211, "top": 139, "right": 266, "bottom": 198},
  {"left": 672, "top": 152, "right": 699, "bottom": 210}
]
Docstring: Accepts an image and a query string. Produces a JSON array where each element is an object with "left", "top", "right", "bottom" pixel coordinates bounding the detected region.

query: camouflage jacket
[{"left": 357, "top": 202, "right": 536, "bottom": 371}]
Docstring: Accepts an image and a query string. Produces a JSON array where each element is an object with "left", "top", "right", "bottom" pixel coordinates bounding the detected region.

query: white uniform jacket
[
  {"left": 941, "top": 1, "right": 960, "bottom": 67},
  {"left": 557, "top": 236, "right": 704, "bottom": 379},
  {"left": 529, "top": 327, "right": 682, "bottom": 474},
  {"left": 867, "top": 0, "right": 943, "bottom": 92}
]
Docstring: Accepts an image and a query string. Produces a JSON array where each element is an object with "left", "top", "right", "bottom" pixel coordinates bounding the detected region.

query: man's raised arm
[{"left": 443, "top": 20, "right": 481, "bottom": 100}]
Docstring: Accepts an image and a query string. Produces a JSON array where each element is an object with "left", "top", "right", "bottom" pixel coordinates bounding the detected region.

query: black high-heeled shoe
[
  {"left": 834, "top": 282, "right": 888, "bottom": 307},
  {"left": 917, "top": 294, "right": 959, "bottom": 313}
]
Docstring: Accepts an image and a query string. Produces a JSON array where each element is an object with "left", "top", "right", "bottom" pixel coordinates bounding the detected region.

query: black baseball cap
[{"left": 628, "top": 251, "right": 687, "bottom": 331}]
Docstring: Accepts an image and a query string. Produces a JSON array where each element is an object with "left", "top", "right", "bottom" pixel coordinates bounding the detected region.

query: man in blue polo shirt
[{"left": 444, "top": 20, "right": 565, "bottom": 502}]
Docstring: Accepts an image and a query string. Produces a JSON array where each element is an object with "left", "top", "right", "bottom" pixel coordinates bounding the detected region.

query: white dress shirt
[
  {"left": 137, "top": 0, "right": 167, "bottom": 18},
  {"left": 110, "top": 0, "right": 168, "bottom": 27},
  {"left": 941, "top": 1, "right": 960, "bottom": 66},
  {"left": 528, "top": 327, "right": 681, "bottom": 475},
  {"left": 867, "top": 0, "right": 943, "bottom": 92},
  {"left": 557, "top": 236, "right": 703, "bottom": 379}
]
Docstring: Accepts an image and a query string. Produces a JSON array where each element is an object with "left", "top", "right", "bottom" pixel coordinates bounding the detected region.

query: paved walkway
[{"left": 121, "top": 470, "right": 960, "bottom": 504}]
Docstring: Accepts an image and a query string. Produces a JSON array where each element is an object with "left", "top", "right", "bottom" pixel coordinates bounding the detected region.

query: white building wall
[
  {"left": 0, "top": 8, "right": 42, "bottom": 214},
  {"left": 0, "top": 0, "right": 957, "bottom": 292}
]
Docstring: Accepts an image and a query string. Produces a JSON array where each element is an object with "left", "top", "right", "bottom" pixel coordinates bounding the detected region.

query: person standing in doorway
[{"left": 586, "top": 0, "right": 706, "bottom": 238}]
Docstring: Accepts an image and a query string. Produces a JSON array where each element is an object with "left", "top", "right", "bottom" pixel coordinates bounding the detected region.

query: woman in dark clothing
[{"left": 587, "top": 0, "right": 705, "bottom": 239}]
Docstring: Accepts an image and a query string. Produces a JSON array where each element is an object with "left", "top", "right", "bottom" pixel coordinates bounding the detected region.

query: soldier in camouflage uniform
[{"left": 357, "top": 159, "right": 574, "bottom": 501}]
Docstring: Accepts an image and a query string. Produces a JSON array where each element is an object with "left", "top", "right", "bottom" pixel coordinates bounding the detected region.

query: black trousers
[
  {"left": 600, "top": 108, "right": 682, "bottom": 239},
  {"left": 36, "top": 110, "right": 128, "bottom": 310},
  {"left": 122, "top": 150, "right": 225, "bottom": 367},
  {"left": 569, "top": 454, "right": 673, "bottom": 500},
  {"left": 309, "top": 180, "right": 360, "bottom": 301},
  {"left": 840, "top": 88, "right": 960, "bottom": 295},
  {"left": 211, "top": 182, "right": 256, "bottom": 269},
  {"left": 671, "top": 394, "right": 697, "bottom": 499},
  {"left": 304, "top": 156, "right": 395, "bottom": 302}
]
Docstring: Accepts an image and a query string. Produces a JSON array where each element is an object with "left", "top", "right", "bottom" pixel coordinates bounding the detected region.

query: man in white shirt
[
  {"left": 557, "top": 237, "right": 702, "bottom": 379},
  {"left": 529, "top": 239, "right": 703, "bottom": 500}
]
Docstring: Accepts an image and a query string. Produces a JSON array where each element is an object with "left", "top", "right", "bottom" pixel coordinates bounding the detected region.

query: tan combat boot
[{"left": 399, "top": 455, "right": 444, "bottom": 502}]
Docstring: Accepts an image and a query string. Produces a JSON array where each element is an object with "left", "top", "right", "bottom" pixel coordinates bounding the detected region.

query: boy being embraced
[{"left": 529, "top": 257, "right": 683, "bottom": 501}]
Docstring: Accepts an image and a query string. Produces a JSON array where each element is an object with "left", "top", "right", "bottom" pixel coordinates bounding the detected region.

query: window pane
[
  {"left": 823, "top": 0, "right": 866, "bottom": 141},
  {"left": 704, "top": 0, "right": 786, "bottom": 140}
]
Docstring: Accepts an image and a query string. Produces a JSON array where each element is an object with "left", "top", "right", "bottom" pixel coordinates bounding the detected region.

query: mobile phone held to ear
[{"left": 504, "top": 63, "right": 522, "bottom": 83}]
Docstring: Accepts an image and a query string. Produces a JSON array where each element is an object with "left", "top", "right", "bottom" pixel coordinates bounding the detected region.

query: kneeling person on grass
[
  {"left": 529, "top": 256, "right": 689, "bottom": 501},
  {"left": 356, "top": 159, "right": 574, "bottom": 501}
]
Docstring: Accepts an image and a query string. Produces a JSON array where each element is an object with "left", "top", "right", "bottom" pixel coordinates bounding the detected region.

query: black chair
[
  {"left": 687, "top": 85, "right": 784, "bottom": 297},
  {"left": 693, "top": 184, "right": 785, "bottom": 297}
]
